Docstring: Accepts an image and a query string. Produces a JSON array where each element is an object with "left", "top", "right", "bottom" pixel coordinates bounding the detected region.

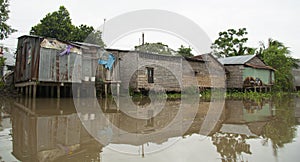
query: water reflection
[
  {"left": 0, "top": 96, "right": 299, "bottom": 161},
  {"left": 11, "top": 98, "right": 102, "bottom": 162}
]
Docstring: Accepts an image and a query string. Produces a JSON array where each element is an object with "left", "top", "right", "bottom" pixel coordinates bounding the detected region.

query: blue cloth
[{"left": 98, "top": 53, "right": 115, "bottom": 70}]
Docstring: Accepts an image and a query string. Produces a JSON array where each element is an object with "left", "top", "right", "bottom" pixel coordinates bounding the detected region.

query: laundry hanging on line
[
  {"left": 98, "top": 53, "right": 115, "bottom": 70},
  {"left": 58, "top": 45, "right": 73, "bottom": 56}
]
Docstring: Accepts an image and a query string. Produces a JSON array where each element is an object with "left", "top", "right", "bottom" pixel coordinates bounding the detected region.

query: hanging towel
[{"left": 98, "top": 53, "right": 115, "bottom": 70}]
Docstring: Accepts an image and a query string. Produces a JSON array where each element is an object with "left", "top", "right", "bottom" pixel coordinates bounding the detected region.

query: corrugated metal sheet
[
  {"left": 15, "top": 36, "right": 42, "bottom": 82},
  {"left": 218, "top": 55, "right": 255, "bottom": 65},
  {"left": 15, "top": 36, "right": 90, "bottom": 83},
  {"left": 39, "top": 48, "right": 82, "bottom": 83}
]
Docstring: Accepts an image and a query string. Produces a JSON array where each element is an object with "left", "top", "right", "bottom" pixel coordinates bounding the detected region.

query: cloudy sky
[{"left": 1, "top": 0, "right": 299, "bottom": 57}]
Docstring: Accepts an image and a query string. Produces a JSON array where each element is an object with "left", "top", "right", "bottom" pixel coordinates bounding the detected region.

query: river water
[{"left": 0, "top": 96, "right": 300, "bottom": 162}]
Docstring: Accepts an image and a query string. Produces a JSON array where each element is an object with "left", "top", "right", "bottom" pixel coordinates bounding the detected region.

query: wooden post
[
  {"left": 77, "top": 87, "right": 80, "bottom": 98},
  {"left": 104, "top": 84, "right": 108, "bottom": 97},
  {"left": 104, "top": 97, "right": 108, "bottom": 111},
  {"left": 93, "top": 86, "right": 97, "bottom": 98},
  {"left": 57, "top": 85, "right": 60, "bottom": 98},
  {"left": 117, "top": 83, "right": 120, "bottom": 97},
  {"left": 25, "top": 86, "right": 29, "bottom": 97},
  {"left": 33, "top": 85, "right": 37, "bottom": 98},
  {"left": 32, "top": 98, "right": 36, "bottom": 112},
  {"left": 39, "top": 86, "right": 42, "bottom": 97},
  {"left": 29, "top": 85, "right": 32, "bottom": 98},
  {"left": 28, "top": 97, "right": 32, "bottom": 109},
  {"left": 51, "top": 86, "right": 54, "bottom": 98},
  {"left": 45, "top": 86, "right": 49, "bottom": 97},
  {"left": 20, "top": 87, "right": 23, "bottom": 95},
  {"left": 64, "top": 86, "right": 67, "bottom": 98},
  {"left": 69, "top": 86, "right": 73, "bottom": 97},
  {"left": 265, "top": 86, "right": 267, "bottom": 92}
]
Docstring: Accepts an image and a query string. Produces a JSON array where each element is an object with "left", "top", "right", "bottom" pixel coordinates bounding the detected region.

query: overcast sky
[{"left": 1, "top": 0, "right": 299, "bottom": 57}]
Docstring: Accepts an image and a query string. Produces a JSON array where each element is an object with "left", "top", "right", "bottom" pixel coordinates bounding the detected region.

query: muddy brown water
[{"left": 1, "top": 96, "right": 300, "bottom": 162}]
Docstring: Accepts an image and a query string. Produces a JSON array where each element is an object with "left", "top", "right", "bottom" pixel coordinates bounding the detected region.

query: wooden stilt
[
  {"left": 64, "top": 86, "right": 67, "bottom": 98},
  {"left": 28, "top": 97, "right": 32, "bottom": 109},
  {"left": 32, "top": 98, "right": 36, "bottom": 112},
  {"left": 39, "top": 86, "right": 42, "bottom": 97},
  {"left": 29, "top": 85, "right": 32, "bottom": 97},
  {"left": 57, "top": 85, "right": 60, "bottom": 98},
  {"left": 69, "top": 86, "right": 72, "bottom": 98},
  {"left": 20, "top": 87, "right": 23, "bottom": 95},
  {"left": 93, "top": 86, "right": 97, "bottom": 98},
  {"left": 77, "top": 87, "right": 80, "bottom": 98},
  {"left": 104, "top": 84, "right": 108, "bottom": 97},
  {"left": 25, "top": 86, "right": 28, "bottom": 97},
  {"left": 45, "top": 86, "right": 49, "bottom": 97},
  {"left": 51, "top": 86, "right": 54, "bottom": 98},
  {"left": 33, "top": 85, "right": 37, "bottom": 98},
  {"left": 117, "top": 83, "right": 120, "bottom": 97}
]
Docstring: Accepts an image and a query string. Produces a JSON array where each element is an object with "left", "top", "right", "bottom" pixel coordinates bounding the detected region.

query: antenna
[
  {"left": 142, "top": 33, "right": 144, "bottom": 45},
  {"left": 102, "top": 18, "right": 106, "bottom": 39}
]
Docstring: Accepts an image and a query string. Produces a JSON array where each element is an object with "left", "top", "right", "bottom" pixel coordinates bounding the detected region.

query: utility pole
[{"left": 142, "top": 33, "right": 145, "bottom": 45}]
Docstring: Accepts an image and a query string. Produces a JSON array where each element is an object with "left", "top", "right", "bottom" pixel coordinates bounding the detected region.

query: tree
[
  {"left": 30, "top": 6, "right": 74, "bottom": 41},
  {"left": 135, "top": 42, "right": 176, "bottom": 55},
  {"left": 211, "top": 28, "right": 255, "bottom": 58},
  {"left": 30, "top": 6, "right": 105, "bottom": 47},
  {"left": 258, "top": 39, "right": 298, "bottom": 91},
  {"left": 177, "top": 45, "right": 193, "bottom": 57},
  {"left": 0, "top": 0, "right": 17, "bottom": 40},
  {"left": 84, "top": 29, "right": 105, "bottom": 47}
]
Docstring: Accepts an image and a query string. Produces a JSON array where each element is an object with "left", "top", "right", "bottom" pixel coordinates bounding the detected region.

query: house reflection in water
[
  {"left": 211, "top": 99, "right": 275, "bottom": 161},
  {"left": 11, "top": 98, "right": 103, "bottom": 162},
  {"left": 11, "top": 97, "right": 225, "bottom": 161},
  {"left": 10, "top": 97, "right": 279, "bottom": 161}
]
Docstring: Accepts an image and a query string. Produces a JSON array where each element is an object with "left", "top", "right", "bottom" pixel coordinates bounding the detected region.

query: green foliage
[
  {"left": 0, "top": 57, "right": 5, "bottom": 67},
  {"left": 0, "top": 0, "right": 17, "bottom": 40},
  {"left": 84, "top": 30, "right": 105, "bottom": 47},
  {"left": 30, "top": 6, "right": 105, "bottom": 47},
  {"left": 211, "top": 28, "right": 255, "bottom": 58},
  {"left": 30, "top": 6, "right": 73, "bottom": 41},
  {"left": 261, "top": 96, "right": 297, "bottom": 156},
  {"left": 258, "top": 39, "right": 298, "bottom": 91},
  {"left": 177, "top": 45, "right": 193, "bottom": 57},
  {"left": 135, "top": 42, "right": 176, "bottom": 55},
  {"left": 69, "top": 24, "right": 94, "bottom": 42},
  {"left": 70, "top": 25, "right": 105, "bottom": 47}
]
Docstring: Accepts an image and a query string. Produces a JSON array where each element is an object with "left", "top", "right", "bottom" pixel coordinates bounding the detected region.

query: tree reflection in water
[
  {"left": 212, "top": 133, "right": 251, "bottom": 162},
  {"left": 261, "top": 96, "right": 297, "bottom": 157},
  {"left": 211, "top": 97, "right": 298, "bottom": 161}
]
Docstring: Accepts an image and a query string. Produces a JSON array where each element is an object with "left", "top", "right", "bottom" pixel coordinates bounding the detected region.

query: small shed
[
  {"left": 218, "top": 55, "right": 275, "bottom": 89},
  {"left": 14, "top": 35, "right": 101, "bottom": 98}
]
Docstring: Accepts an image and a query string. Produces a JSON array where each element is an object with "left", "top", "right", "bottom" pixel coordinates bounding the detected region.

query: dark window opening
[{"left": 147, "top": 67, "right": 154, "bottom": 83}]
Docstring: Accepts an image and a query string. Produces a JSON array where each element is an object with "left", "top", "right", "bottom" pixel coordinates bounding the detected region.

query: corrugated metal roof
[{"left": 218, "top": 55, "right": 255, "bottom": 65}]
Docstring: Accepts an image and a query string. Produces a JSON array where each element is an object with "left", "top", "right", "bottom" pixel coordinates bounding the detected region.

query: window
[{"left": 147, "top": 67, "right": 154, "bottom": 83}]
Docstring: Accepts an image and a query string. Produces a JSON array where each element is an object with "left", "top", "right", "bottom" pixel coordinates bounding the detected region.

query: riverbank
[{"left": 130, "top": 90, "right": 299, "bottom": 101}]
